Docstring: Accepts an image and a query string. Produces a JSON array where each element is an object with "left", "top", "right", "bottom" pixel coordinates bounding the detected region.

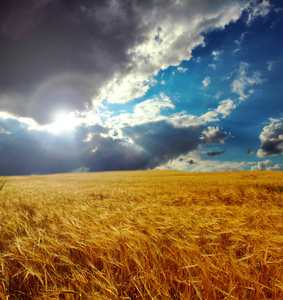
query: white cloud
[
  {"left": 214, "top": 92, "right": 222, "bottom": 100},
  {"left": 106, "top": 93, "right": 175, "bottom": 128},
  {"left": 267, "top": 61, "right": 275, "bottom": 71},
  {"left": 267, "top": 164, "right": 283, "bottom": 171},
  {"left": 99, "top": 73, "right": 156, "bottom": 104},
  {"left": 251, "top": 159, "right": 272, "bottom": 171},
  {"left": 168, "top": 112, "right": 206, "bottom": 128},
  {"left": 212, "top": 50, "right": 221, "bottom": 61},
  {"left": 135, "top": 94, "right": 175, "bottom": 119},
  {"left": 0, "top": 111, "right": 41, "bottom": 131},
  {"left": 103, "top": 91, "right": 238, "bottom": 132},
  {"left": 177, "top": 67, "right": 188, "bottom": 73},
  {"left": 209, "top": 63, "right": 216, "bottom": 69},
  {"left": 97, "top": 0, "right": 248, "bottom": 104},
  {"left": 231, "top": 62, "right": 263, "bottom": 101},
  {"left": 235, "top": 32, "right": 247, "bottom": 45},
  {"left": 257, "top": 117, "right": 283, "bottom": 157},
  {"left": 189, "top": 160, "right": 250, "bottom": 172},
  {"left": 198, "top": 98, "right": 237, "bottom": 124},
  {"left": 0, "top": 128, "right": 10, "bottom": 135},
  {"left": 215, "top": 99, "right": 237, "bottom": 118},
  {"left": 156, "top": 150, "right": 257, "bottom": 172},
  {"left": 202, "top": 77, "right": 211, "bottom": 88},
  {"left": 201, "top": 110, "right": 219, "bottom": 123},
  {"left": 155, "top": 151, "right": 201, "bottom": 171},
  {"left": 247, "top": 0, "right": 271, "bottom": 24},
  {"left": 162, "top": 96, "right": 237, "bottom": 129}
]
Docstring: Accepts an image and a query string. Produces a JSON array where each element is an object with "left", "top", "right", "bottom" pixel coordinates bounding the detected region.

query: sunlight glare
[{"left": 49, "top": 112, "right": 78, "bottom": 134}]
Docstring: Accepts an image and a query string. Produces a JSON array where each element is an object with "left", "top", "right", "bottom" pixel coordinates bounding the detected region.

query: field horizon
[{"left": 0, "top": 170, "right": 282, "bottom": 299}]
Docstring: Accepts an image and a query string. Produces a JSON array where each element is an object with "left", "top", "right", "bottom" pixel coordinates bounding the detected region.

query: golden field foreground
[{"left": 0, "top": 171, "right": 282, "bottom": 300}]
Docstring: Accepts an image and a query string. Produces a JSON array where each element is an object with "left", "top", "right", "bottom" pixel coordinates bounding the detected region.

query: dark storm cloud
[
  {"left": 0, "top": 0, "right": 177, "bottom": 124},
  {"left": 0, "top": 114, "right": 152, "bottom": 175},
  {"left": 86, "top": 121, "right": 231, "bottom": 172},
  {"left": 82, "top": 121, "right": 230, "bottom": 172},
  {"left": 258, "top": 139, "right": 283, "bottom": 156},
  {"left": 206, "top": 150, "right": 226, "bottom": 156},
  {"left": 122, "top": 121, "right": 206, "bottom": 164},
  {"left": 86, "top": 135, "right": 151, "bottom": 172},
  {"left": 0, "top": 117, "right": 89, "bottom": 175},
  {"left": 0, "top": 117, "right": 152, "bottom": 175},
  {"left": 0, "top": 115, "right": 251, "bottom": 175},
  {"left": 0, "top": 0, "right": 145, "bottom": 124},
  {"left": 0, "top": 0, "right": 99, "bottom": 123},
  {"left": 0, "top": 118, "right": 209, "bottom": 175}
]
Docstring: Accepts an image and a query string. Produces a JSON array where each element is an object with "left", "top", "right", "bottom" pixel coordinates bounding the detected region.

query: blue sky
[{"left": 0, "top": 0, "right": 282, "bottom": 175}]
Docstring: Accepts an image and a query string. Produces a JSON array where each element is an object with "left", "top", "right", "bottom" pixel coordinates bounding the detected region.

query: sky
[{"left": 0, "top": 0, "right": 282, "bottom": 175}]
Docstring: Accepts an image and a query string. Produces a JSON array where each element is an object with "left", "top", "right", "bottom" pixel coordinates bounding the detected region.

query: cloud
[
  {"left": 257, "top": 117, "right": 283, "bottom": 157},
  {"left": 212, "top": 50, "right": 221, "bottom": 61},
  {"left": 246, "top": 0, "right": 271, "bottom": 24},
  {"left": 2, "top": 0, "right": 279, "bottom": 176},
  {"left": 234, "top": 32, "right": 247, "bottom": 46},
  {"left": 206, "top": 150, "right": 226, "bottom": 156},
  {"left": 164, "top": 155, "right": 253, "bottom": 172},
  {"left": 101, "top": 0, "right": 248, "bottom": 103},
  {"left": 202, "top": 77, "right": 211, "bottom": 88},
  {"left": 251, "top": 159, "right": 272, "bottom": 171},
  {"left": 0, "top": 118, "right": 90, "bottom": 175},
  {"left": 0, "top": 112, "right": 231, "bottom": 175},
  {"left": 155, "top": 151, "right": 200, "bottom": 171},
  {"left": 0, "top": 0, "right": 250, "bottom": 124},
  {"left": 266, "top": 164, "right": 283, "bottom": 171},
  {"left": 0, "top": 116, "right": 153, "bottom": 174},
  {"left": 106, "top": 92, "right": 237, "bottom": 132},
  {"left": 82, "top": 120, "right": 229, "bottom": 172},
  {"left": 106, "top": 93, "right": 175, "bottom": 128},
  {"left": 214, "top": 99, "right": 237, "bottom": 118},
  {"left": 247, "top": 148, "right": 254, "bottom": 154},
  {"left": 85, "top": 134, "right": 151, "bottom": 172},
  {"left": 267, "top": 61, "right": 275, "bottom": 71},
  {"left": 99, "top": 0, "right": 247, "bottom": 104},
  {"left": 122, "top": 121, "right": 205, "bottom": 165},
  {"left": 177, "top": 67, "right": 188, "bottom": 73},
  {"left": 190, "top": 161, "right": 250, "bottom": 172},
  {"left": 156, "top": 150, "right": 280, "bottom": 173},
  {"left": 0, "top": 0, "right": 108, "bottom": 124},
  {"left": 198, "top": 98, "right": 237, "bottom": 124},
  {"left": 0, "top": 0, "right": 50, "bottom": 41},
  {"left": 231, "top": 62, "right": 263, "bottom": 101},
  {"left": 201, "top": 126, "right": 229, "bottom": 144},
  {"left": 168, "top": 112, "right": 207, "bottom": 128}
]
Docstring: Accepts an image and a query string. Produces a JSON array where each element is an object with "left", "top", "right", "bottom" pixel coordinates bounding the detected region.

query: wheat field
[{"left": 0, "top": 170, "right": 282, "bottom": 299}]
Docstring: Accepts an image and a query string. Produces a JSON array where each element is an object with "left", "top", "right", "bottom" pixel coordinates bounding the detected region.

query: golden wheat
[{"left": 0, "top": 170, "right": 282, "bottom": 299}]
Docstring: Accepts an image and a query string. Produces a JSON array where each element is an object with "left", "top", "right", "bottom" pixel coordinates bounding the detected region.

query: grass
[{"left": 0, "top": 170, "right": 282, "bottom": 299}]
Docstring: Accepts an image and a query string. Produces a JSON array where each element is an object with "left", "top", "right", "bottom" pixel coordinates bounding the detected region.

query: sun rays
[{"left": 48, "top": 112, "right": 79, "bottom": 134}]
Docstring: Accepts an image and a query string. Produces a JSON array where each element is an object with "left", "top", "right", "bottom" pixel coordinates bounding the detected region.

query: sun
[{"left": 49, "top": 112, "right": 78, "bottom": 134}]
